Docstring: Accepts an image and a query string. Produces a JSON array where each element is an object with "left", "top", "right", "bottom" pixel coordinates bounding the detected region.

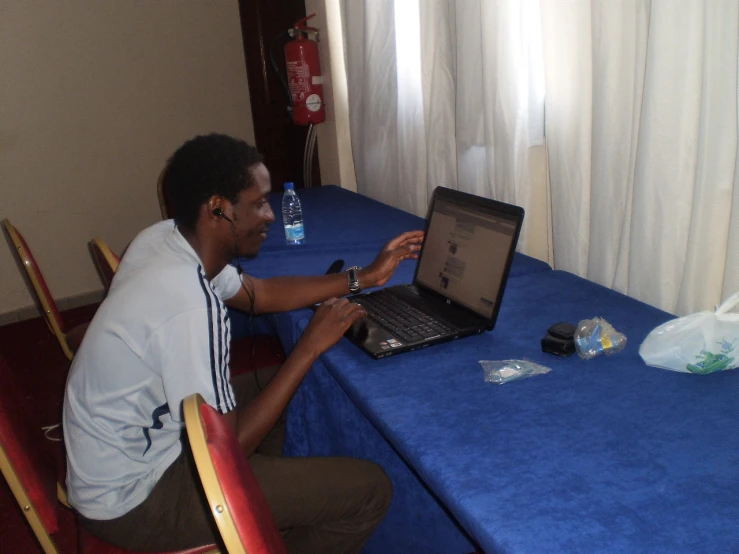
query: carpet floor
[{"left": 0, "top": 303, "right": 99, "bottom": 554}]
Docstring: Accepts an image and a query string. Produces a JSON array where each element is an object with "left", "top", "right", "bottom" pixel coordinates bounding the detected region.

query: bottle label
[{"left": 285, "top": 223, "right": 305, "bottom": 242}]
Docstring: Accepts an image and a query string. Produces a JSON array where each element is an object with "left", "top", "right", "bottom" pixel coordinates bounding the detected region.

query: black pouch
[{"left": 541, "top": 322, "right": 576, "bottom": 357}]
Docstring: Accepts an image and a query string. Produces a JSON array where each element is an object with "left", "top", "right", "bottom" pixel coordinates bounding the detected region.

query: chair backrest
[
  {"left": 157, "top": 164, "right": 176, "bottom": 220},
  {"left": 0, "top": 361, "right": 220, "bottom": 554},
  {"left": 0, "top": 354, "right": 60, "bottom": 554},
  {"left": 89, "top": 237, "right": 121, "bottom": 289},
  {"left": 2, "top": 219, "right": 73, "bottom": 360},
  {"left": 183, "top": 394, "right": 287, "bottom": 554}
]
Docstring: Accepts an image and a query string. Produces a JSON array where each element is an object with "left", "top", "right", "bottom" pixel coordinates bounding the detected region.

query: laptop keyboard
[{"left": 352, "top": 290, "right": 455, "bottom": 343}]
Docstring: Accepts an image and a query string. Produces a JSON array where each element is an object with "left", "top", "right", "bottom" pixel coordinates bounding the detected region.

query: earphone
[
  {"left": 213, "top": 204, "right": 255, "bottom": 321},
  {"left": 213, "top": 208, "right": 233, "bottom": 224}
]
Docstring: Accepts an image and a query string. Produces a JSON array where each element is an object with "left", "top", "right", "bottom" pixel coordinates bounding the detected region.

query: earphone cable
[{"left": 229, "top": 222, "right": 263, "bottom": 391}]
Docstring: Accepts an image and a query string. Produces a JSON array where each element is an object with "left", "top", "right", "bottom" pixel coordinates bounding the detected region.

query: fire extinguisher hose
[
  {"left": 269, "top": 29, "right": 293, "bottom": 112},
  {"left": 303, "top": 123, "right": 318, "bottom": 188}
]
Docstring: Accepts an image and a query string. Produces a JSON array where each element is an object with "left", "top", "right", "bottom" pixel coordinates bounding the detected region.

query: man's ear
[{"left": 207, "top": 196, "right": 231, "bottom": 220}]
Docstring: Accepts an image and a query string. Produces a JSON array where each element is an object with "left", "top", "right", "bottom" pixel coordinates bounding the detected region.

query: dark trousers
[{"left": 79, "top": 366, "right": 393, "bottom": 553}]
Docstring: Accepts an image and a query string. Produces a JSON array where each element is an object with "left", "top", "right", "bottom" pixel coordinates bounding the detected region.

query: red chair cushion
[
  {"left": 200, "top": 403, "right": 287, "bottom": 554},
  {"left": 10, "top": 225, "right": 66, "bottom": 334}
]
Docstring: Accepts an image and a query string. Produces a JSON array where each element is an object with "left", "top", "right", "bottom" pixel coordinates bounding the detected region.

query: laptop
[{"left": 345, "top": 186, "right": 524, "bottom": 358}]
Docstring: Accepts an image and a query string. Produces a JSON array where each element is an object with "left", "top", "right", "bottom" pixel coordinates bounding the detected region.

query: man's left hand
[{"left": 360, "top": 231, "right": 425, "bottom": 289}]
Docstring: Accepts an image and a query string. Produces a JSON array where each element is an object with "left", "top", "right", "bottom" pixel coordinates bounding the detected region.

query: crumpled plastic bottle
[{"left": 574, "top": 317, "right": 627, "bottom": 359}]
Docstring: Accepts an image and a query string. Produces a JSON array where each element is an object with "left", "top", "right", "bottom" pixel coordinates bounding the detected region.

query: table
[
  {"left": 230, "top": 185, "right": 550, "bottom": 335},
  {"left": 232, "top": 186, "right": 739, "bottom": 553}
]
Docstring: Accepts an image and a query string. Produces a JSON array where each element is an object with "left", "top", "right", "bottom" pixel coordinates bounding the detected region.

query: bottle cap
[{"left": 284, "top": 182, "right": 295, "bottom": 191}]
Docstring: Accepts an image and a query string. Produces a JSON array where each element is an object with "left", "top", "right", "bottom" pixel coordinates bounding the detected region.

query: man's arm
[
  {"left": 222, "top": 297, "right": 365, "bottom": 455},
  {"left": 225, "top": 230, "right": 424, "bottom": 314}
]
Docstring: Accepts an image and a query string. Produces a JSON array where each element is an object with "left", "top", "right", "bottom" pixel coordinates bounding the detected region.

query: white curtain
[
  {"left": 341, "top": 0, "right": 544, "bottom": 250},
  {"left": 541, "top": 0, "right": 739, "bottom": 315},
  {"left": 340, "top": 0, "right": 739, "bottom": 316}
]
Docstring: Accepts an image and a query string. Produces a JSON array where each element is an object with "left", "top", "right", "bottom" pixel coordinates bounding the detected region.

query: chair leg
[{"left": 57, "top": 481, "right": 70, "bottom": 508}]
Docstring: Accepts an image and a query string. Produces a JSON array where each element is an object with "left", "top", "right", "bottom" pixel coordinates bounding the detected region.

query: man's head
[{"left": 164, "top": 134, "right": 275, "bottom": 258}]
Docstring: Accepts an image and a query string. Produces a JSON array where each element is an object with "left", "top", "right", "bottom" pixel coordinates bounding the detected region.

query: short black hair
[{"left": 163, "top": 134, "right": 264, "bottom": 231}]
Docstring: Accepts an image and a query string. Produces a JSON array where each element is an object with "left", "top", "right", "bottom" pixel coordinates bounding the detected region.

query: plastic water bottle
[{"left": 281, "top": 182, "right": 305, "bottom": 245}]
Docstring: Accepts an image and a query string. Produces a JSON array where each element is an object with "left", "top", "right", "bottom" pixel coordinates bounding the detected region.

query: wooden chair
[
  {"left": 2, "top": 219, "right": 89, "bottom": 360},
  {"left": 89, "top": 237, "right": 120, "bottom": 290},
  {"left": 157, "top": 164, "right": 175, "bottom": 220},
  {"left": 184, "top": 394, "right": 287, "bottom": 554},
  {"left": 0, "top": 354, "right": 219, "bottom": 554}
]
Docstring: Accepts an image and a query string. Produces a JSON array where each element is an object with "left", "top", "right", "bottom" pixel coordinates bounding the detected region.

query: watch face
[{"left": 347, "top": 267, "right": 361, "bottom": 293}]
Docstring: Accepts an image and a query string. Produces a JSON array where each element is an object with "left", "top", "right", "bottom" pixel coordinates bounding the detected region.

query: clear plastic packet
[
  {"left": 574, "top": 317, "right": 627, "bottom": 360},
  {"left": 480, "top": 359, "right": 551, "bottom": 385}
]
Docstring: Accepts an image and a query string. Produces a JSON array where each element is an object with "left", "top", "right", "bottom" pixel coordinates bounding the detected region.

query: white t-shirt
[{"left": 63, "top": 220, "right": 242, "bottom": 520}]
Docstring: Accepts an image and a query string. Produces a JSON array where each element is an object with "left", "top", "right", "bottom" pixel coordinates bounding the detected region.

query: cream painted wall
[
  {"left": 0, "top": 1, "right": 255, "bottom": 316},
  {"left": 522, "top": 145, "right": 553, "bottom": 265}
]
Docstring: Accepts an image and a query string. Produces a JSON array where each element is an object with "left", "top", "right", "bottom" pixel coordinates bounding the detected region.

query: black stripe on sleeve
[
  {"left": 223, "top": 311, "right": 236, "bottom": 408},
  {"left": 197, "top": 266, "right": 222, "bottom": 412},
  {"left": 212, "top": 290, "right": 234, "bottom": 411}
]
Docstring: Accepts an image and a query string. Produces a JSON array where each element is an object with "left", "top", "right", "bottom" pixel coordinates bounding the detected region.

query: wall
[
  {"left": 0, "top": 1, "right": 255, "bottom": 320},
  {"left": 0, "top": 1, "right": 550, "bottom": 322},
  {"left": 522, "top": 144, "right": 553, "bottom": 265}
]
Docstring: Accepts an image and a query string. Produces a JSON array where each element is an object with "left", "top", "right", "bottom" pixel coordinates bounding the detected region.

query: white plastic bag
[{"left": 639, "top": 292, "right": 739, "bottom": 374}]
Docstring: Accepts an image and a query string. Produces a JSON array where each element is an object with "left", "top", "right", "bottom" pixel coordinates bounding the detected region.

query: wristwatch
[{"left": 346, "top": 266, "right": 362, "bottom": 294}]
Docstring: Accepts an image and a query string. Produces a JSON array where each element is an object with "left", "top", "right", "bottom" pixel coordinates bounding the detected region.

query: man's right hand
[
  {"left": 230, "top": 296, "right": 366, "bottom": 456},
  {"left": 297, "top": 297, "right": 367, "bottom": 358}
]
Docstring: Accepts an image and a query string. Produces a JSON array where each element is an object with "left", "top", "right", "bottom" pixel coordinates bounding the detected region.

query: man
[{"left": 63, "top": 134, "right": 424, "bottom": 553}]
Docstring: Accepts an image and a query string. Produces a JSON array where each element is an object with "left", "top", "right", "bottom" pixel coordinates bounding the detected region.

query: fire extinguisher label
[
  {"left": 306, "top": 94, "right": 322, "bottom": 112},
  {"left": 311, "top": 76, "right": 324, "bottom": 85},
  {"left": 287, "top": 61, "right": 310, "bottom": 99}
]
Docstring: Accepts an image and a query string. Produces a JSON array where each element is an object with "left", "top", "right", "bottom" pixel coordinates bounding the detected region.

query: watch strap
[{"left": 346, "top": 266, "right": 361, "bottom": 294}]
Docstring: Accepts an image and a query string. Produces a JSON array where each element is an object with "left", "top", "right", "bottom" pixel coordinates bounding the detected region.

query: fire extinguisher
[
  {"left": 271, "top": 14, "right": 326, "bottom": 126},
  {"left": 269, "top": 14, "right": 324, "bottom": 188}
]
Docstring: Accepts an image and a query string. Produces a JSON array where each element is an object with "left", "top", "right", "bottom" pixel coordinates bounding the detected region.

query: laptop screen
[{"left": 414, "top": 192, "right": 520, "bottom": 319}]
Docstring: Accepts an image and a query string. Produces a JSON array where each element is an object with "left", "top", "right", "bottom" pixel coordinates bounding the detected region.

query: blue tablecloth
[
  {"left": 270, "top": 271, "right": 739, "bottom": 553},
  {"left": 228, "top": 187, "right": 739, "bottom": 552}
]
